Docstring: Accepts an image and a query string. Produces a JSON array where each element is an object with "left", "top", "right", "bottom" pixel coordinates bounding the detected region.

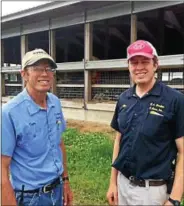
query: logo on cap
[
  {"left": 132, "top": 42, "right": 145, "bottom": 50},
  {"left": 32, "top": 50, "right": 46, "bottom": 55}
]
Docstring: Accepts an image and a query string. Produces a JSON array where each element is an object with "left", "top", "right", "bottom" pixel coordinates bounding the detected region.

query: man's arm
[
  {"left": 1, "top": 155, "right": 17, "bottom": 206},
  {"left": 60, "top": 140, "right": 69, "bottom": 179},
  {"left": 109, "top": 132, "right": 121, "bottom": 185},
  {"left": 170, "top": 137, "right": 184, "bottom": 201},
  {"left": 60, "top": 140, "right": 73, "bottom": 206},
  {"left": 106, "top": 132, "right": 121, "bottom": 205},
  {"left": 164, "top": 137, "right": 184, "bottom": 206}
]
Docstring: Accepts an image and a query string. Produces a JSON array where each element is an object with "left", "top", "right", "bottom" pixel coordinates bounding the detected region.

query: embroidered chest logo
[
  {"left": 149, "top": 102, "right": 165, "bottom": 116},
  {"left": 121, "top": 104, "right": 127, "bottom": 109},
  {"left": 55, "top": 113, "right": 62, "bottom": 125},
  {"left": 56, "top": 120, "right": 62, "bottom": 125},
  {"left": 120, "top": 104, "right": 127, "bottom": 112}
]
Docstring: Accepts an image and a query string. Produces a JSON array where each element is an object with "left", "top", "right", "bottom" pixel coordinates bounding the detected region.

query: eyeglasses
[{"left": 30, "top": 66, "right": 56, "bottom": 73}]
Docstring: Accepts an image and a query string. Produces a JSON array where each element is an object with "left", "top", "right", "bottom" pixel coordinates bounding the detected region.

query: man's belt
[
  {"left": 122, "top": 171, "right": 166, "bottom": 187},
  {"left": 15, "top": 176, "right": 61, "bottom": 194}
]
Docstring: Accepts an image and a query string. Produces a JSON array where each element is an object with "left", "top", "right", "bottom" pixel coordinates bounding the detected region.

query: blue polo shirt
[
  {"left": 111, "top": 81, "right": 184, "bottom": 180},
  {"left": 2, "top": 88, "right": 66, "bottom": 190}
]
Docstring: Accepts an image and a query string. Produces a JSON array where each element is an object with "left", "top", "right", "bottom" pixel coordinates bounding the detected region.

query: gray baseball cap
[{"left": 22, "top": 48, "right": 57, "bottom": 70}]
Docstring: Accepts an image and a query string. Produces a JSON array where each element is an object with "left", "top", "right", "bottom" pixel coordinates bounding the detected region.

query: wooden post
[
  {"left": 1, "top": 39, "right": 5, "bottom": 96},
  {"left": 84, "top": 22, "right": 93, "bottom": 103},
  {"left": 130, "top": 14, "right": 137, "bottom": 44},
  {"left": 49, "top": 29, "right": 57, "bottom": 95},
  {"left": 130, "top": 2, "right": 137, "bottom": 86},
  {"left": 21, "top": 35, "right": 28, "bottom": 89}
]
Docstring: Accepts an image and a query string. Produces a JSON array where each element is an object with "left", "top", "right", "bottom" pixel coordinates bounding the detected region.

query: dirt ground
[{"left": 66, "top": 119, "right": 116, "bottom": 137}]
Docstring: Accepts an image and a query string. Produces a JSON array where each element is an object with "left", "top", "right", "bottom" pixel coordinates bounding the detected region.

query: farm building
[{"left": 1, "top": 1, "right": 184, "bottom": 124}]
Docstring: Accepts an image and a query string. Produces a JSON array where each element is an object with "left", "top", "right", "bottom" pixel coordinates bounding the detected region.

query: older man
[
  {"left": 107, "top": 40, "right": 184, "bottom": 206},
  {"left": 2, "top": 49, "right": 73, "bottom": 206}
]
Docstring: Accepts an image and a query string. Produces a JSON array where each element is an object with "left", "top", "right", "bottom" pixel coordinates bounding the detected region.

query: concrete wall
[
  {"left": 63, "top": 107, "right": 114, "bottom": 125},
  {"left": 2, "top": 97, "right": 115, "bottom": 125}
]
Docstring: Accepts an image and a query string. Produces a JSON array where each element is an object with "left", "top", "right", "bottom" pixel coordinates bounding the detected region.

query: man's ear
[
  {"left": 153, "top": 63, "right": 158, "bottom": 73},
  {"left": 20, "top": 70, "right": 28, "bottom": 81}
]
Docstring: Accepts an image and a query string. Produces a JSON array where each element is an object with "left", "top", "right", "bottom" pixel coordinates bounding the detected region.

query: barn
[{"left": 1, "top": 1, "right": 184, "bottom": 123}]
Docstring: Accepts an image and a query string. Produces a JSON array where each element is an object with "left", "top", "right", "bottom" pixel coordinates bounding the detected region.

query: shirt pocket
[
  {"left": 117, "top": 108, "right": 130, "bottom": 134},
  {"left": 52, "top": 112, "right": 66, "bottom": 144},
  {"left": 141, "top": 110, "right": 173, "bottom": 138},
  {"left": 17, "top": 121, "right": 37, "bottom": 147},
  {"left": 17, "top": 121, "right": 47, "bottom": 157}
]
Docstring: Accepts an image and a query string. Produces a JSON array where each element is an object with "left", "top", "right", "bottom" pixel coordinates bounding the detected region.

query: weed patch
[{"left": 63, "top": 128, "right": 113, "bottom": 205}]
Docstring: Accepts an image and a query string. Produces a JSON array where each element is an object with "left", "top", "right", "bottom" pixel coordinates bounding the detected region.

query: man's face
[
  {"left": 128, "top": 56, "right": 157, "bottom": 85},
  {"left": 21, "top": 60, "right": 55, "bottom": 94}
]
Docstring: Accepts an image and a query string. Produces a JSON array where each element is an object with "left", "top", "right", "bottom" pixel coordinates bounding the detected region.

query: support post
[
  {"left": 157, "top": 9, "right": 164, "bottom": 81},
  {"left": 1, "top": 39, "right": 5, "bottom": 96},
  {"left": 21, "top": 35, "right": 28, "bottom": 89},
  {"left": 84, "top": 22, "right": 93, "bottom": 103},
  {"left": 130, "top": 14, "right": 137, "bottom": 44},
  {"left": 130, "top": 3, "right": 137, "bottom": 86},
  {"left": 49, "top": 29, "right": 57, "bottom": 95}
]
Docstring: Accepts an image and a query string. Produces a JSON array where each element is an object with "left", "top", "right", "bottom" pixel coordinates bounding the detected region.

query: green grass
[
  {"left": 63, "top": 128, "right": 113, "bottom": 205},
  {"left": 63, "top": 128, "right": 184, "bottom": 205},
  {"left": 181, "top": 199, "right": 184, "bottom": 206}
]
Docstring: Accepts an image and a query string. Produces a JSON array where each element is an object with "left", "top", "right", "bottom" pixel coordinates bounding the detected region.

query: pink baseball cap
[{"left": 127, "top": 40, "right": 158, "bottom": 60}]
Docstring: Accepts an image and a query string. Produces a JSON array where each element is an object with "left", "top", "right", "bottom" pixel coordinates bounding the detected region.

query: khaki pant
[{"left": 117, "top": 172, "right": 169, "bottom": 206}]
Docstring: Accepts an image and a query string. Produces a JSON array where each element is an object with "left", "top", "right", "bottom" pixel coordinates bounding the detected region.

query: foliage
[
  {"left": 63, "top": 128, "right": 184, "bottom": 205},
  {"left": 63, "top": 128, "right": 113, "bottom": 205}
]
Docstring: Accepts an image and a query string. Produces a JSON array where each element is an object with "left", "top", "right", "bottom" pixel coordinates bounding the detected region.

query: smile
[
  {"left": 38, "top": 80, "right": 50, "bottom": 84},
  {"left": 136, "top": 72, "right": 147, "bottom": 75}
]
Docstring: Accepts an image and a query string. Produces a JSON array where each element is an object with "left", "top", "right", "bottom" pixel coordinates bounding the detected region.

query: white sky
[{"left": 2, "top": 1, "right": 51, "bottom": 16}]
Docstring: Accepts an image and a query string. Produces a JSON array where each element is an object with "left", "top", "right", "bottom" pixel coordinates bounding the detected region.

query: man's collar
[
  {"left": 22, "top": 88, "right": 55, "bottom": 115},
  {"left": 126, "top": 84, "right": 136, "bottom": 98},
  {"left": 148, "top": 80, "right": 162, "bottom": 96},
  {"left": 126, "top": 80, "right": 162, "bottom": 98}
]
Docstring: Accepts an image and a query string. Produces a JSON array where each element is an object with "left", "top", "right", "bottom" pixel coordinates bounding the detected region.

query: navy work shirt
[{"left": 111, "top": 81, "right": 184, "bottom": 180}]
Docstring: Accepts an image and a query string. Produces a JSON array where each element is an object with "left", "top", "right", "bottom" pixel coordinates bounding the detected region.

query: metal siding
[
  {"left": 133, "top": 1, "right": 183, "bottom": 13},
  {"left": 2, "top": 1, "right": 184, "bottom": 38},
  {"left": 2, "top": 27, "right": 21, "bottom": 39},
  {"left": 86, "top": 2, "right": 131, "bottom": 23},
  {"left": 2, "top": 1, "right": 81, "bottom": 23},
  {"left": 51, "top": 12, "right": 84, "bottom": 29},
  {"left": 21, "top": 19, "right": 50, "bottom": 35}
]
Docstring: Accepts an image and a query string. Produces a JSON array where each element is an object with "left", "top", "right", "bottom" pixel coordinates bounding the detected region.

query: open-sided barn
[{"left": 1, "top": 1, "right": 184, "bottom": 123}]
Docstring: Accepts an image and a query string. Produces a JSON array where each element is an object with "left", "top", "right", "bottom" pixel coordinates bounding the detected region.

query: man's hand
[
  {"left": 63, "top": 182, "right": 73, "bottom": 206},
  {"left": 106, "top": 184, "right": 118, "bottom": 206}
]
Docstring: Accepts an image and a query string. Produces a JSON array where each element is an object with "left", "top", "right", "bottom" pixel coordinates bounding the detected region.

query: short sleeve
[
  {"left": 59, "top": 101, "right": 67, "bottom": 133},
  {"left": 110, "top": 100, "right": 120, "bottom": 132},
  {"left": 2, "top": 108, "right": 16, "bottom": 157},
  {"left": 60, "top": 109, "right": 66, "bottom": 133},
  {"left": 174, "top": 94, "right": 184, "bottom": 139}
]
